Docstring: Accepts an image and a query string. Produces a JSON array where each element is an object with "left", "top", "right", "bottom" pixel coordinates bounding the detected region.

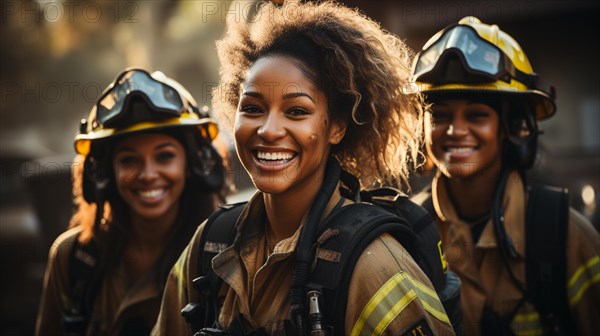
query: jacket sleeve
[
  {"left": 35, "top": 228, "right": 80, "bottom": 336},
  {"left": 152, "top": 222, "right": 206, "bottom": 336},
  {"left": 566, "top": 208, "right": 600, "bottom": 335},
  {"left": 345, "top": 232, "right": 455, "bottom": 336}
]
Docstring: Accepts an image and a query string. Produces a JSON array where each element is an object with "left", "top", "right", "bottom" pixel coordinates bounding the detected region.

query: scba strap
[
  {"left": 63, "top": 234, "right": 103, "bottom": 334},
  {"left": 525, "top": 185, "right": 574, "bottom": 335}
]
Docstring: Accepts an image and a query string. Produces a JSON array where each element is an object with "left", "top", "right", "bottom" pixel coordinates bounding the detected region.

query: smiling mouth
[
  {"left": 443, "top": 146, "right": 477, "bottom": 154},
  {"left": 254, "top": 150, "right": 297, "bottom": 164},
  {"left": 136, "top": 188, "right": 167, "bottom": 201}
]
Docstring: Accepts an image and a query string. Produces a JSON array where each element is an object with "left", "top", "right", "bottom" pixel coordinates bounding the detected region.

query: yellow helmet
[
  {"left": 412, "top": 16, "right": 556, "bottom": 120},
  {"left": 74, "top": 67, "right": 219, "bottom": 155}
]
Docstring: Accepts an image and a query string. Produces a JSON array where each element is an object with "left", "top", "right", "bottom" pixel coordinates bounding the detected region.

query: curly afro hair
[{"left": 213, "top": 0, "right": 425, "bottom": 189}]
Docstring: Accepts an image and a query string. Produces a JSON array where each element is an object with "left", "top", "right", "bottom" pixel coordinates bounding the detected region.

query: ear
[{"left": 328, "top": 119, "right": 347, "bottom": 145}]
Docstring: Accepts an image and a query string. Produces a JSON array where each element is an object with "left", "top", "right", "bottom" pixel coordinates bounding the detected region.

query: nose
[
  {"left": 138, "top": 160, "right": 158, "bottom": 182},
  {"left": 257, "top": 113, "right": 286, "bottom": 141},
  {"left": 446, "top": 119, "right": 468, "bottom": 137}
]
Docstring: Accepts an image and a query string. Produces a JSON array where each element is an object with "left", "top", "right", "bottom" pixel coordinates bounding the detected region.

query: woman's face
[
  {"left": 113, "top": 133, "right": 187, "bottom": 222},
  {"left": 426, "top": 99, "right": 503, "bottom": 179},
  {"left": 234, "top": 55, "right": 346, "bottom": 195}
]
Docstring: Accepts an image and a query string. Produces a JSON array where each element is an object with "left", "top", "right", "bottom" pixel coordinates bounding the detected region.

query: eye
[
  {"left": 239, "top": 105, "right": 262, "bottom": 114},
  {"left": 466, "top": 111, "right": 490, "bottom": 122},
  {"left": 431, "top": 111, "right": 451, "bottom": 123},
  {"left": 117, "top": 155, "right": 139, "bottom": 167},
  {"left": 287, "top": 107, "right": 310, "bottom": 117},
  {"left": 156, "top": 151, "right": 176, "bottom": 162}
]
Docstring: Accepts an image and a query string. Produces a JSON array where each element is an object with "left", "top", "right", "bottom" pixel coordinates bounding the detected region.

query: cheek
[
  {"left": 311, "top": 118, "right": 330, "bottom": 145},
  {"left": 169, "top": 161, "right": 187, "bottom": 184},
  {"left": 233, "top": 128, "right": 248, "bottom": 158},
  {"left": 482, "top": 124, "right": 501, "bottom": 147},
  {"left": 114, "top": 165, "right": 138, "bottom": 186},
  {"left": 429, "top": 128, "right": 445, "bottom": 148},
  {"left": 233, "top": 118, "right": 253, "bottom": 148}
]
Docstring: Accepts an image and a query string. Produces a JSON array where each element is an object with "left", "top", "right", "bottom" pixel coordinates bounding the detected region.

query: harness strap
[
  {"left": 309, "top": 203, "right": 417, "bottom": 335},
  {"left": 182, "top": 203, "right": 245, "bottom": 332},
  {"left": 63, "top": 234, "right": 102, "bottom": 334},
  {"left": 525, "top": 185, "right": 574, "bottom": 335}
]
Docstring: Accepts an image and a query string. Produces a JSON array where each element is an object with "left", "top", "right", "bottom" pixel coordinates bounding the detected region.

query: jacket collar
[
  {"left": 232, "top": 186, "right": 344, "bottom": 251},
  {"left": 432, "top": 170, "right": 527, "bottom": 256}
]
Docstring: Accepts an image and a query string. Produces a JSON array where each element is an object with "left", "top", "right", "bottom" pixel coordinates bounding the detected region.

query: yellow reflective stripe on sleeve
[
  {"left": 172, "top": 256, "right": 187, "bottom": 294},
  {"left": 438, "top": 240, "right": 447, "bottom": 273},
  {"left": 350, "top": 273, "right": 416, "bottom": 336},
  {"left": 568, "top": 256, "right": 600, "bottom": 306},
  {"left": 513, "top": 312, "right": 540, "bottom": 322},
  {"left": 373, "top": 289, "right": 418, "bottom": 335},
  {"left": 350, "top": 272, "right": 450, "bottom": 335},
  {"left": 409, "top": 277, "right": 451, "bottom": 325},
  {"left": 511, "top": 312, "right": 542, "bottom": 336}
]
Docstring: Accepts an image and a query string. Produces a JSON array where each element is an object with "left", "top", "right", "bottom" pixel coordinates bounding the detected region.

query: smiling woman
[
  {"left": 35, "top": 68, "right": 227, "bottom": 335},
  {"left": 113, "top": 133, "right": 187, "bottom": 223},
  {"left": 153, "top": 1, "right": 455, "bottom": 335},
  {"left": 235, "top": 56, "right": 344, "bottom": 200},
  {"left": 411, "top": 17, "right": 600, "bottom": 335},
  {"left": 427, "top": 99, "right": 503, "bottom": 179}
]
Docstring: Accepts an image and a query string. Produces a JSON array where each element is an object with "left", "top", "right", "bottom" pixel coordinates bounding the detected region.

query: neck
[
  {"left": 445, "top": 162, "right": 503, "bottom": 219},
  {"left": 128, "top": 204, "right": 179, "bottom": 252},
  {"left": 263, "top": 166, "right": 326, "bottom": 243}
]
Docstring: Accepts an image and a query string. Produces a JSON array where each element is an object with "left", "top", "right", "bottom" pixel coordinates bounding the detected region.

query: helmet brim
[
  {"left": 419, "top": 81, "right": 556, "bottom": 120},
  {"left": 74, "top": 117, "right": 218, "bottom": 155}
]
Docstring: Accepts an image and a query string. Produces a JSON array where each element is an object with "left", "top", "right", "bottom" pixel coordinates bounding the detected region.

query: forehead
[
  {"left": 114, "top": 132, "right": 180, "bottom": 151},
  {"left": 243, "top": 55, "right": 319, "bottom": 93},
  {"left": 432, "top": 99, "right": 498, "bottom": 112}
]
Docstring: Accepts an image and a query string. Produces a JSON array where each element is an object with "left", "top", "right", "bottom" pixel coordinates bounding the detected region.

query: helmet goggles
[
  {"left": 96, "top": 68, "right": 187, "bottom": 129},
  {"left": 413, "top": 24, "right": 537, "bottom": 88},
  {"left": 75, "top": 68, "right": 219, "bottom": 155}
]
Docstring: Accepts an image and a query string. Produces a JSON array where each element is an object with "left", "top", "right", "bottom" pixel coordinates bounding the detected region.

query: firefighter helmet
[{"left": 412, "top": 16, "right": 555, "bottom": 120}]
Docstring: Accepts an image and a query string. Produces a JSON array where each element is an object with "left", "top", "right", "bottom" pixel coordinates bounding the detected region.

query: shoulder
[
  {"left": 181, "top": 219, "right": 208, "bottom": 276},
  {"left": 347, "top": 233, "right": 453, "bottom": 334},
  {"left": 355, "top": 232, "right": 422, "bottom": 275},
  {"left": 567, "top": 207, "right": 600, "bottom": 254},
  {"left": 410, "top": 185, "right": 432, "bottom": 207},
  {"left": 47, "top": 226, "right": 83, "bottom": 264}
]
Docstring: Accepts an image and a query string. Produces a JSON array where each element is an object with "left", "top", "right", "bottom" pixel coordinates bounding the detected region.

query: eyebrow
[
  {"left": 242, "top": 90, "right": 315, "bottom": 103},
  {"left": 283, "top": 91, "right": 315, "bottom": 102}
]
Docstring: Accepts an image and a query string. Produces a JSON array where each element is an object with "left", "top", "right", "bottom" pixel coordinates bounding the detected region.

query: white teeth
[
  {"left": 139, "top": 189, "right": 165, "bottom": 198},
  {"left": 256, "top": 151, "right": 294, "bottom": 161},
  {"left": 447, "top": 147, "right": 474, "bottom": 153}
]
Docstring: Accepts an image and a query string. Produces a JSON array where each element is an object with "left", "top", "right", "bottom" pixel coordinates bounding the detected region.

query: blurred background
[{"left": 1, "top": 0, "right": 598, "bottom": 334}]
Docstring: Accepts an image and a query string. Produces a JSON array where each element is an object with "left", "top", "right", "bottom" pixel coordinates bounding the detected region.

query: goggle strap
[{"left": 514, "top": 68, "right": 538, "bottom": 89}]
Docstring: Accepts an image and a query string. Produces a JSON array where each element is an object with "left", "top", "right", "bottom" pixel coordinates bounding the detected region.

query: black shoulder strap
[
  {"left": 364, "top": 189, "right": 464, "bottom": 335},
  {"left": 199, "top": 203, "right": 246, "bottom": 276},
  {"left": 361, "top": 188, "right": 446, "bottom": 291},
  {"left": 182, "top": 202, "right": 246, "bottom": 332},
  {"left": 64, "top": 233, "right": 103, "bottom": 334},
  {"left": 525, "top": 185, "right": 574, "bottom": 335},
  {"left": 308, "top": 203, "right": 417, "bottom": 335},
  {"left": 420, "top": 194, "right": 435, "bottom": 223}
]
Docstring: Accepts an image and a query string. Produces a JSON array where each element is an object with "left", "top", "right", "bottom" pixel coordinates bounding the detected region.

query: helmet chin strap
[
  {"left": 183, "top": 128, "right": 224, "bottom": 193},
  {"left": 501, "top": 99, "right": 539, "bottom": 170},
  {"left": 92, "top": 178, "right": 110, "bottom": 235}
]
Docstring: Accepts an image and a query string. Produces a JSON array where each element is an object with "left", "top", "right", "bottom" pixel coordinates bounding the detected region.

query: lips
[
  {"left": 252, "top": 149, "right": 297, "bottom": 170},
  {"left": 443, "top": 145, "right": 478, "bottom": 160},
  {"left": 256, "top": 150, "right": 295, "bottom": 160},
  {"left": 135, "top": 187, "right": 168, "bottom": 203}
]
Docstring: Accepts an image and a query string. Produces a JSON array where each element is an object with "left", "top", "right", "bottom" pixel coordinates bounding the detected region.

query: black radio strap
[
  {"left": 525, "top": 184, "right": 574, "bottom": 335},
  {"left": 181, "top": 203, "right": 245, "bottom": 332},
  {"left": 63, "top": 234, "right": 103, "bottom": 334}
]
